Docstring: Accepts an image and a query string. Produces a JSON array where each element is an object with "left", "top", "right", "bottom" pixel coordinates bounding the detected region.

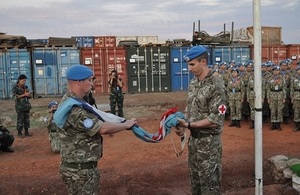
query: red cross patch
[{"left": 218, "top": 104, "right": 226, "bottom": 115}]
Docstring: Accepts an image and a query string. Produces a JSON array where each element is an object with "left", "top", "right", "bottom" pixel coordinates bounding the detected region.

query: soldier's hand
[{"left": 174, "top": 126, "right": 185, "bottom": 137}]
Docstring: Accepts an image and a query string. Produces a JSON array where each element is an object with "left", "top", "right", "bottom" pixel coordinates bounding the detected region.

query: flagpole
[{"left": 253, "top": 0, "right": 263, "bottom": 194}]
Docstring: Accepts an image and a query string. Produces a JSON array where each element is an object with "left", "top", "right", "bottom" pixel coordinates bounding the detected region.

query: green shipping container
[{"left": 126, "top": 46, "right": 170, "bottom": 93}]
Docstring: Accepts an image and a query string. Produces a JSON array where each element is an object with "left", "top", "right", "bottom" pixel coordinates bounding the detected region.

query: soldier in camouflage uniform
[
  {"left": 262, "top": 63, "right": 272, "bottom": 123},
  {"left": 290, "top": 66, "right": 300, "bottom": 131},
  {"left": 46, "top": 101, "right": 60, "bottom": 153},
  {"left": 177, "top": 46, "right": 227, "bottom": 195},
  {"left": 267, "top": 66, "right": 286, "bottom": 130},
  {"left": 247, "top": 70, "right": 255, "bottom": 129},
  {"left": 12, "top": 74, "right": 32, "bottom": 137},
  {"left": 241, "top": 61, "right": 253, "bottom": 121},
  {"left": 280, "top": 60, "right": 291, "bottom": 125},
  {"left": 219, "top": 62, "right": 230, "bottom": 120},
  {"left": 108, "top": 70, "right": 124, "bottom": 117},
  {"left": 55, "top": 65, "right": 136, "bottom": 195},
  {"left": 227, "top": 68, "right": 245, "bottom": 128}
]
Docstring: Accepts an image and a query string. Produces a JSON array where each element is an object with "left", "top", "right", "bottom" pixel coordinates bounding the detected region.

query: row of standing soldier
[{"left": 211, "top": 59, "right": 300, "bottom": 131}]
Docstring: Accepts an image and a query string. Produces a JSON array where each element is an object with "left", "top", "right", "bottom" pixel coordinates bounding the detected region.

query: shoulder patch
[
  {"left": 218, "top": 104, "right": 227, "bottom": 115},
  {"left": 83, "top": 118, "right": 93, "bottom": 129}
]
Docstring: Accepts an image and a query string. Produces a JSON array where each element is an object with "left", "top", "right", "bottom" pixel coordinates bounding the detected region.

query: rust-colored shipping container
[
  {"left": 93, "top": 36, "right": 117, "bottom": 48},
  {"left": 247, "top": 26, "right": 282, "bottom": 45},
  {"left": 250, "top": 44, "right": 287, "bottom": 65},
  {"left": 80, "top": 47, "right": 127, "bottom": 94},
  {"left": 287, "top": 44, "right": 300, "bottom": 67}
]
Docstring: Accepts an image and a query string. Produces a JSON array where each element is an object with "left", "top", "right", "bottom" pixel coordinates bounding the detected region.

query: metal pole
[{"left": 253, "top": 0, "right": 263, "bottom": 194}]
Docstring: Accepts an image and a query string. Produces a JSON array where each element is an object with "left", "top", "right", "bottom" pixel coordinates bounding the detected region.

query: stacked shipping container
[{"left": 1, "top": 43, "right": 300, "bottom": 99}]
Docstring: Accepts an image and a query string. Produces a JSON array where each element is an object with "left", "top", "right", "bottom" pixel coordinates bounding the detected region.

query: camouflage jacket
[
  {"left": 12, "top": 84, "right": 31, "bottom": 111},
  {"left": 290, "top": 74, "right": 300, "bottom": 100},
  {"left": 185, "top": 71, "right": 227, "bottom": 135},
  {"left": 57, "top": 90, "right": 103, "bottom": 163}
]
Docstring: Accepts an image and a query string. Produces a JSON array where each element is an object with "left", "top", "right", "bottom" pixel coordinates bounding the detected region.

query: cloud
[{"left": 0, "top": 0, "right": 299, "bottom": 43}]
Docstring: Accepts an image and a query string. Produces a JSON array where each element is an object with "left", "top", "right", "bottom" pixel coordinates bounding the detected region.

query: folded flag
[{"left": 54, "top": 98, "right": 187, "bottom": 155}]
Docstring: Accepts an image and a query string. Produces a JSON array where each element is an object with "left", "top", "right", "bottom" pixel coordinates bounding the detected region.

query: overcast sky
[{"left": 0, "top": 0, "right": 299, "bottom": 44}]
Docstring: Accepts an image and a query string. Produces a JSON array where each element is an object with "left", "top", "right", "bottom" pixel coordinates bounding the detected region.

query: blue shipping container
[
  {"left": 170, "top": 45, "right": 212, "bottom": 91},
  {"left": 212, "top": 46, "right": 231, "bottom": 64},
  {"left": 231, "top": 47, "right": 250, "bottom": 63},
  {"left": 32, "top": 47, "right": 80, "bottom": 97},
  {"left": 0, "top": 49, "right": 32, "bottom": 99},
  {"left": 212, "top": 46, "right": 250, "bottom": 64},
  {"left": 72, "top": 36, "right": 94, "bottom": 48}
]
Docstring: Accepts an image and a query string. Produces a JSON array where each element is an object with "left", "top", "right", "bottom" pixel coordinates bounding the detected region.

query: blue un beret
[
  {"left": 183, "top": 46, "right": 208, "bottom": 62},
  {"left": 272, "top": 66, "right": 280, "bottom": 71},
  {"left": 66, "top": 65, "right": 93, "bottom": 81},
  {"left": 48, "top": 101, "right": 58, "bottom": 109}
]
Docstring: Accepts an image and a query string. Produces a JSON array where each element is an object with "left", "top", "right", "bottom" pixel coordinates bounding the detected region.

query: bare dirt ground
[{"left": 0, "top": 91, "right": 299, "bottom": 195}]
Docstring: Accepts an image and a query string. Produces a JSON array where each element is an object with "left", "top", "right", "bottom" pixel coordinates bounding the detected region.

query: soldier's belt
[
  {"left": 190, "top": 130, "right": 218, "bottom": 138},
  {"left": 62, "top": 161, "right": 98, "bottom": 170},
  {"left": 271, "top": 90, "right": 282, "bottom": 92}
]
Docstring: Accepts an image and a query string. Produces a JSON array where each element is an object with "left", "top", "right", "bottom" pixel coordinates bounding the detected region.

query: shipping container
[
  {"left": 212, "top": 46, "right": 231, "bottom": 63},
  {"left": 231, "top": 46, "right": 251, "bottom": 63},
  {"left": 169, "top": 46, "right": 212, "bottom": 91},
  {"left": 0, "top": 49, "right": 32, "bottom": 99},
  {"left": 249, "top": 45, "right": 287, "bottom": 65},
  {"left": 287, "top": 44, "right": 300, "bottom": 67},
  {"left": 80, "top": 47, "right": 127, "bottom": 94},
  {"left": 116, "top": 36, "right": 158, "bottom": 46},
  {"left": 170, "top": 47, "right": 191, "bottom": 91},
  {"left": 32, "top": 47, "right": 80, "bottom": 97},
  {"left": 247, "top": 26, "right": 282, "bottom": 45},
  {"left": 93, "top": 36, "right": 116, "bottom": 48},
  {"left": 72, "top": 36, "right": 94, "bottom": 48},
  {"left": 126, "top": 46, "right": 170, "bottom": 93}
]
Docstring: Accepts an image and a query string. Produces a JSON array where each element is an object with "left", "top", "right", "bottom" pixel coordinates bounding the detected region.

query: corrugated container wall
[
  {"left": 32, "top": 47, "right": 80, "bottom": 97},
  {"left": 170, "top": 47, "right": 192, "bottom": 91},
  {"left": 80, "top": 47, "right": 127, "bottom": 94},
  {"left": 170, "top": 46, "right": 212, "bottom": 91},
  {"left": 0, "top": 49, "right": 32, "bottom": 99},
  {"left": 287, "top": 44, "right": 300, "bottom": 67},
  {"left": 93, "top": 36, "right": 116, "bottom": 48},
  {"left": 126, "top": 46, "right": 170, "bottom": 93},
  {"left": 72, "top": 36, "right": 94, "bottom": 48},
  {"left": 250, "top": 45, "right": 287, "bottom": 65},
  {"left": 116, "top": 36, "right": 158, "bottom": 46},
  {"left": 247, "top": 26, "right": 282, "bottom": 45},
  {"left": 212, "top": 46, "right": 250, "bottom": 64}
]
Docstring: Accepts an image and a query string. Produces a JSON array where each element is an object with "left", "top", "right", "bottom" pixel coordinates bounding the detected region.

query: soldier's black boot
[
  {"left": 249, "top": 120, "right": 254, "bottom": 129},
  {"left": 270, "top": 123, "right": 276, "bottom": 130},
  {"left": 236, "top": 120, "right": 241, "bottom": 128},
  {"left": 228, "top": 120, "right": 236, "bottom": 127},
  {"left": 283, "top": 117, "right": 289, "bottom": 125},
  {"left": 17, "top": 130, "right": 23, "bottom": 136},
  {"left": 294, "top": 122, "right": 299, "bottom": 132},
  {"left": 277, "top": 123, "right": 282, "bottom": 131},
  {"left": 24, "top": 128, "right": 31, "bottom": 136}
]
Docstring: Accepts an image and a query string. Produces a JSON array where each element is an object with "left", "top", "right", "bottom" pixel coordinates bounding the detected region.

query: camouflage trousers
[
  {"left": 60, "top": 163, "right": 100, "bottom": 195},
  {"left": 110, "top": 94, "right": 124, "bottom": 117},
  {"left": 16, "top": 110, "right": 30, "bottom": 131},
  {"left": 188, "top": 135, "right": 222, "bottom": 195},
  {"left": 229, "top": 99, "right": 242, "bottom": 120},
  {"left": 293, "top": 100, "right": 300, "bottom": 122},
  {"left": 248, "top": 99, "right": 255, "bottom": 121},
  {"left": 49, "top": 132, "right": 61, "bottom": 153},
  {"left": 269, "top": 100, "right": 284, "bottom": 122}
]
